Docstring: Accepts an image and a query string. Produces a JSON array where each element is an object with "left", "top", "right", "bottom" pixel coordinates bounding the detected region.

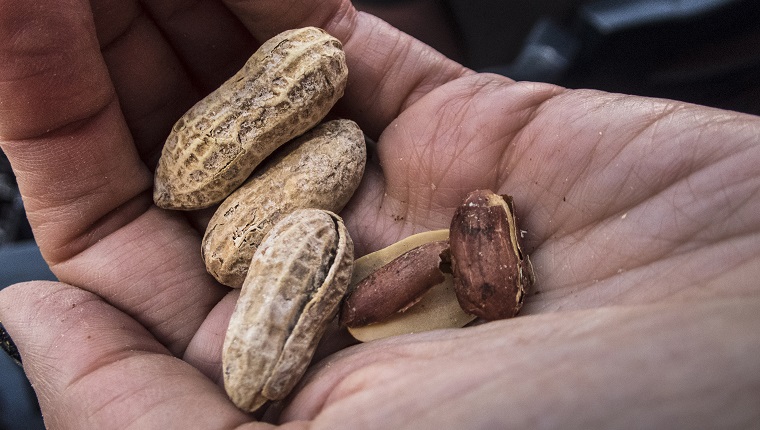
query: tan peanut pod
[
  {"left": 202, "top": 119, "right": 366, "bottom": 287},
  {"left": 222, "top": 209, "right": 354, "bottom": 412},
  {"left": 154, "top": 27, "right": 348, "bottom": 210}
]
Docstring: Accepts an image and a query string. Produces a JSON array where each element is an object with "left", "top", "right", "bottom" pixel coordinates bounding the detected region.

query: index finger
[
  {"left": 223, "top": 0, "right": 473, "bottom": 139},
  {"left": 0, "top": 0, "right": 228, "bottom": 356}
]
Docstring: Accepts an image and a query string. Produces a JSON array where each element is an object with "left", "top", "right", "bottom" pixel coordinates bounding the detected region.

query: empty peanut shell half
[{"left": 341, "top": 229, "right": 475, "bottom": 342}]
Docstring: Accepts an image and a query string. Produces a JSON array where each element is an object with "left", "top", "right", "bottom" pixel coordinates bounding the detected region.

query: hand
[{"left": 1, "top": 0, "right": 759, "bottom": 428}]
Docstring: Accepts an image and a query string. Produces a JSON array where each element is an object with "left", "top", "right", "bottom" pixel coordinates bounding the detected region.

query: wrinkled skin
[{"left": 1, "top": 0, "right": 759, "bottom": 429}]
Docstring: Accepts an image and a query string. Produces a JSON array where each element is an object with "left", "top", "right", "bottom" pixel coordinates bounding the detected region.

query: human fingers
[
  {"left": 341, "top": 74, "right": 564, "bottom": 253},
  {"left": 0, "top": 282, "right": 282, "bottom": 430},
  {"left": 499, "top": 91, "right": 760, "bottom": 312},
  {"left": 0, "top": 1, "right": 228, "bottom": 355},
  {"left": 129, "top": 0, "right": 255, "bottom": 91},
  {"left": 222, "top": 0, "right": 472, "bottom": 139},
  {"left": 349, "top": 78, "right": 760, "bottom": 312},
  {"left": 0, "top": 0, "right": 151, "bottom": 263},
  {"left": 90, "top": 0, "right": 256, "bottom": 167},
  {"left": 280, "top": 297, "right": 760, "bottom": 428}
]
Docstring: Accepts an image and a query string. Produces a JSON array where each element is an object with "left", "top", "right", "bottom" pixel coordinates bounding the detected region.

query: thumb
[{"left": 0, "top": 281, "right": 274, "bottom": 430}]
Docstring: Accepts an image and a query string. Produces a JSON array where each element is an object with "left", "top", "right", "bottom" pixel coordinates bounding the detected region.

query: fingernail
[{"left": 1, "top": 322, "right": 22, "bottom": 367}]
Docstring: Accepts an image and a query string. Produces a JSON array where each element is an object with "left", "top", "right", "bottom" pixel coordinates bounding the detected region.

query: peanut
[
  {"left": 202, "top": 119, "right": 366, "bottom": 287},
  {"left": 341, "top": 230, "right": 475, "bottom": 342},
  {"left": 153, "top": 27, "right": 348, "bottom": 210},
  {"left": 341, "top": 240, "right": 450, "bottom": 327},
  {"left": 449, "top": 190, "right": 535, "bottom": 320},
  {"left": 341, "top": 190, "right": 535, "bottom": 341},
  {"left": 347, "top": 278, "right": 473, "bottom": 342},
  {"left": 222, "top": 209, "right": 353, "bottom": 412}
]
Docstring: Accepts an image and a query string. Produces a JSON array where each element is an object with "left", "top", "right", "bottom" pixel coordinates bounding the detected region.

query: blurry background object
[
  {"left": 0, "top": 153, "right": 31, "bottom": 245},
  {"left": 1, "top": 346, "right": 46, "bottom": 430},
  {"left": 354, "top": 0, "right": 760, "bottom": 115}
]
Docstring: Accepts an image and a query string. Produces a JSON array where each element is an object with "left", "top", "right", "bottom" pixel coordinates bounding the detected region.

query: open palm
[{"left": 1, "top": 0, "right": 758, "bottom": 428}]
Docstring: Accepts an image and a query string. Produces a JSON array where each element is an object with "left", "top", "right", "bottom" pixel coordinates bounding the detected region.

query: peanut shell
[
  {"left": 203, "top": 119, "right": 365, "bottom": 287},
  {"left": 154, "top": 27, "right": 348, "bottom": 209},
  {"left": 347, "top": 277, "right": 473, "bottom": 342},
  {"left": 222, "top": 209, "right": 354, "bottom": 412},
  {"left": 343, "top": 230, "right": 476, "bottom": 342}
]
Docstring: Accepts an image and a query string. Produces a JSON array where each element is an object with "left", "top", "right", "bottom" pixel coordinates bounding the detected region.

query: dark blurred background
[
  {"left": 1, "top": 150, "right": 52, "bottom": 430},
  {"left": 2, "top": 0, "right": 759, "bottom": 428},
  {"left": 356, "top": 0, "right": 760, "bottom": 115}
]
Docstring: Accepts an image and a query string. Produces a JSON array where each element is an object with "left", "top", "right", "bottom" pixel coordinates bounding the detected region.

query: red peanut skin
[
  {"left": 448, "top": 190, "right": 534, "bottom": 320},
  {"left": 340, "top": 240, "right": 449, "bottom": 327}
]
